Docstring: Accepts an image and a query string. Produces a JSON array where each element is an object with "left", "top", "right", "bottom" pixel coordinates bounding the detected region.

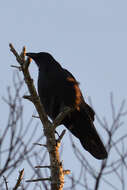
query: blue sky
[{"left": 0, "top": 0, "right": 127, "bottom": 189}]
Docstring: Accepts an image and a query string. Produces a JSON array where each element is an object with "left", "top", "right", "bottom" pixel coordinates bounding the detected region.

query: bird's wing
[
  {"left": 81, "top": 102, "right": 95, "bottom": 121},
  {"left": 64, "top": 69, "right": 95, "bottom": 121}
]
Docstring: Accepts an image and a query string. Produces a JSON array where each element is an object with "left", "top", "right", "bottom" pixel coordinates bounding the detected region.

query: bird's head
[{"left": 26, "top": 52, "right": 54, "bottom": 67}]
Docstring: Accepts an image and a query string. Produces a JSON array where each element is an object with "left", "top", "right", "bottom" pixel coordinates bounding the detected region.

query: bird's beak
[{"left": 26, "top": 52, "right": 37, "bottom": 59}]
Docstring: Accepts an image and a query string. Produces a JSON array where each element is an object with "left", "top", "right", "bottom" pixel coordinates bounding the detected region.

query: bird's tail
[
  {"left": 79, "top": 106, "right": 107, "bottom": 159},
  {"left": 79, "top": 124, "right": 107, "bottom": 160},
  {"left": 63, "top": 108, "right": 107, "bottom": 160}
]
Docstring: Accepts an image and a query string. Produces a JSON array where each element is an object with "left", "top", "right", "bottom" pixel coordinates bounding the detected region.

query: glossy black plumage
[{"left": 26, "top": 52, "right": 107, "bottom": 159}]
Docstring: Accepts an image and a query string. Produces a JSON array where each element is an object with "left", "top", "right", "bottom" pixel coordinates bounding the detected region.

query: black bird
[{"left": 26, "top": 52, "right": 107, "bottom": 160}]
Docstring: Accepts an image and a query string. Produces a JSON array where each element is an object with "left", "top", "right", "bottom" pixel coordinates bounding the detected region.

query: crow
[{"left": 26, "top": 52, "right": 107, "bottom": 160}]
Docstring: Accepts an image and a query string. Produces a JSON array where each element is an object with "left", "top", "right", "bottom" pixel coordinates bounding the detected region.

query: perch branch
[{"left": 9, "top": 44, "right": 71, "bottom": 190}]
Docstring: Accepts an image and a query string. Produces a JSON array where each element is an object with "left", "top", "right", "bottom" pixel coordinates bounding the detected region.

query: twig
[
  {"left": 63, "top": 170, "right": 71, "bottom": 175},
  {"left": 23, "top": 95, "right": 34, "bottom": 102},
  {"left": 11, "top": 65, "right": 22, "bottom": 71},
  {"left": 13, "top": 169, "right": 24, "bottom": 190},
  {"left": 57, "top": 130, "right": 66, "bottom": 143},
  {"left": 52, "top": 107, "right": 74, "bottom": 129},
  {"left": 26, "top": 177, "right": 51, "bottom": 183},
  {"left": 33, "top": 143, "right": 47, "bottom": 147},
  {"left": 3, "top": 176, "right": 8, "bottom": 190},
  {"left": 35, "top": 165, "right": 51, "bottom": 169},
  {"left": 32, "top": 115, "right": 40, "bottom": 119}
]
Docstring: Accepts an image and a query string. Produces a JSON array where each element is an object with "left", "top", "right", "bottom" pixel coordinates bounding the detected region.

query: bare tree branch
[{"left": 9, "top": 44, "right": 72, "bottom": 190}]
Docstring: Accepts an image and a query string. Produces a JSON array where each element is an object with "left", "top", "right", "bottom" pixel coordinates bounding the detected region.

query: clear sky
[{"left": 0, "top": 0, "right": 127, "bottom": 189}]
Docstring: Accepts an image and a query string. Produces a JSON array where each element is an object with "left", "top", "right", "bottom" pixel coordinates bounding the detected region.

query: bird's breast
[{"left": 37, "top": 71, "right": 83, "bottom": 119}]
